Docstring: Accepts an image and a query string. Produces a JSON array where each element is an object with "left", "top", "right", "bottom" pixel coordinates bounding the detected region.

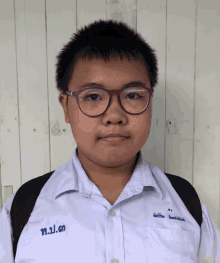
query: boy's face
[{"left": 59, "top": 56, "right": 153, "bottom": 171}]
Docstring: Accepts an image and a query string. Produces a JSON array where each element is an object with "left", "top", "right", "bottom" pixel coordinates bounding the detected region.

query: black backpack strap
[
  {"left": 10, "top": 170, "right": 55, "bottom": 260},
  {"left": 165, "top": 172, "right": 202, "bottom": 227}
]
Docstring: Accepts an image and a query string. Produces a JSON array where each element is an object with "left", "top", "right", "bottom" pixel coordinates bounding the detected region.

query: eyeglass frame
[{"left": 66, "top": 85, "right": 154, "bottom": 118}]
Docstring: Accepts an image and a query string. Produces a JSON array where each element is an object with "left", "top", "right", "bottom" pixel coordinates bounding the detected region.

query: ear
[{"left": 58, "top": 93, "right": 70, "bottom": 123}]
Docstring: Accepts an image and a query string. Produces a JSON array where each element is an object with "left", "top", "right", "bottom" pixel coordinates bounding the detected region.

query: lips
[
  {"left": 100, "top": 133, "right": 129, "bottom": 139},
  {"left": 101, "top": 136, "right": 128, "bottom": 143},
  {"left": 104, "top": 135, "right": 127, "bottom": 138}
]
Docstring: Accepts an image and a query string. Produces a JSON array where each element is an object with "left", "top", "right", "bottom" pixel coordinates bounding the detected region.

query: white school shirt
[{"left": 0, "top": 147, "right": 219, "bottom": 263}]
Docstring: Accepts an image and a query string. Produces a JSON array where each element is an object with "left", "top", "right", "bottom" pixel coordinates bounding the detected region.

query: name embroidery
[
  {"left": 40, "top": 224, "right": 66, "bottom": 236},
  {"left": 153, "top": 208, "right": 185, "bottom": 222}
]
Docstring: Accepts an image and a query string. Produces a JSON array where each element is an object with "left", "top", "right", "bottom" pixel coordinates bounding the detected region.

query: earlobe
[
  {"left": 63, "top": 105, "right": 70, "bottom": 123},
  {"left": 58, "top": 94, "right": 70, "bottom": 123},
  {"left": 65, "top": 115, "right": 70, "bottom": 124}
]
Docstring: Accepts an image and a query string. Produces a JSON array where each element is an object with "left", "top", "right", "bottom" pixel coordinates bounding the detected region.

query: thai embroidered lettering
[
  {"left": 153, "top": 213, "right": 185, "bottom": 221},
  {"left": 169, "top": 215, "right": 185, "bottom": 221},
  {"left": 40, "top": 224, "right": 66, "bottom": 236},
  {"left": 153, "top": 213, "right": 165, "bottom": 218}
]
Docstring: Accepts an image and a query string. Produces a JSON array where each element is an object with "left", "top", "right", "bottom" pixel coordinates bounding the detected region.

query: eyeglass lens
[{"left": 78, "top": 87, "right": 150, "bottom": 116}]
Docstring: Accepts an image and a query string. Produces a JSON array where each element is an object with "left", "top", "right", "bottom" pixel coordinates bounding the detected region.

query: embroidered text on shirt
[
  {"left": 153, "top": 209, "right": 186, "bottom": 222},
  {"left": 40, "top": 224, "right": 66, "bottom": 236}
]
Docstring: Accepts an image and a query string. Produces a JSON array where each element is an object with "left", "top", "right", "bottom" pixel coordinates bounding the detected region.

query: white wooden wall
[{"left": 0, "top": 0, "right": 219, "bottom": 231}]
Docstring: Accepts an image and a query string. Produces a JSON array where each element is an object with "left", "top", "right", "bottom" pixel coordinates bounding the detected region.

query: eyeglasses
[{"left": 66, "top": 85, "right": 154, "bottom": 117}]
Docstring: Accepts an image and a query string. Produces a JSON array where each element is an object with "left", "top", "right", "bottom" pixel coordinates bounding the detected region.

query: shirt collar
[{"left": 53, "top": 148, "right": 163, "bottom": 200}]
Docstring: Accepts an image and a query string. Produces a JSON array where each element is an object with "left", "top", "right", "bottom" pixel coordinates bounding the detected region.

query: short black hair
[{"left": 55, "top": 19, "right": 159, "bottom": 102}]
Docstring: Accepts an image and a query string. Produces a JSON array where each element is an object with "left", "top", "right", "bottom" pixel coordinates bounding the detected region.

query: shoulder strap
[
  {"left": 165, "top": 172, "right": 202, "bottom": 227},
  {"left": 10, "top": 170, "right": 202, "bottom": 260},
  {"left": 10, "top": 170, "right": 55, "bottom": 260}
]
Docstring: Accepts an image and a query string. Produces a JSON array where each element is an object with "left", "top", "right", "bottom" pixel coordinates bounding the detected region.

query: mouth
[{"left": 100, "top": 136, "right": 129, "bottom": 143}]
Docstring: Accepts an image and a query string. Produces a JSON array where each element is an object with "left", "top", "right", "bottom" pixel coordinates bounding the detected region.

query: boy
[{"left": 0, "top": 19, "right": 219, "bottom": 263}]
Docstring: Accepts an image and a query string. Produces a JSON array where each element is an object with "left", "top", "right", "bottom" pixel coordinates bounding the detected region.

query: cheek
[
  {"left": 137, "top": 118, "right": 151, "bottom": 145},
  {"left": 71, "top": 113, "right": 97, "bottom": 140},
  {"left": 134, "top": 115, "right": 151, "bottom": 144},
  {"left": 143, "top": 116, "right": 151, "bottom": 128},
  {"left": 131, "top": 114, "right": 151, "bottom": 132}
]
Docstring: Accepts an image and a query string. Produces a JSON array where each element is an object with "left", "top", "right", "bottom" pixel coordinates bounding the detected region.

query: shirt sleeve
[
  {"left": 197, "top": 202, "right": 220, "bottom": 263},
  {"left": 0, "top": 193, "right": 16, "bottom": 263}
]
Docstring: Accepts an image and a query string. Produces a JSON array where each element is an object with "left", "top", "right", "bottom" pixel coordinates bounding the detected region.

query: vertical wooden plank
[
  {"left": 0, "top": 0, "right": 22, "bottom": 207},
  {"left": 194, "top": 0, "right": 220, "bottom": 229},
  {"left": 46, "top": 0, "right": 77, "bottom": 170},
  {"left": 77, "top": 0, "right": 106, "bottom": 29},
  {"left": 0, "top": 142, "right": 2, "bottom": 209},
  {"left": 14, "top": 0, "right": 49, "bottom": 185},
  {"left": 106, "top": 0, "right": 137, "bottom": 30},
  {"left": 137, "top": 0, "right": 166, "bottom": 170},
  {"left": 165, "top": 0, "right": 196, "bottom": 184},
  {"left": 4, "top": 186, "right": 13, "bottom": 204}
]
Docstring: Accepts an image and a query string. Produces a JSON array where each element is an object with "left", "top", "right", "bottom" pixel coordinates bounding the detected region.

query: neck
[{"left": 77, "top": 148, "right": 140, "bottom": 190}]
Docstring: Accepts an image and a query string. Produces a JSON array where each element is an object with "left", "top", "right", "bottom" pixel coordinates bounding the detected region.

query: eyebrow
[{"left": 78, "top": 81, "right": 148, "bottom": 90}]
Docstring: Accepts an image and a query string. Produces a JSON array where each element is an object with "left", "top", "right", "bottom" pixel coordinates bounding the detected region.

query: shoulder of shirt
[
  {"left": 200, "top": 201, "right": 220, "bottom": 236},
  {"left": 0, "top": 192, "right": 16, "bottom": 215}
]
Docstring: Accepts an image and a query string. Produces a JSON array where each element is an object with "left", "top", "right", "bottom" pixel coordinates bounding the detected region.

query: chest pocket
[{"left": 144, "top": 226, "right": 199, "bottom": 261}]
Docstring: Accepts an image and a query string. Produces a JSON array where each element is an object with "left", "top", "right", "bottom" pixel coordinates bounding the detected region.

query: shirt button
[
  {"left": 112, "top": 259, "right": 119, "bottom": 263},
  {"left": 110, "top": 210, "right": 116, "bottom": 216}
]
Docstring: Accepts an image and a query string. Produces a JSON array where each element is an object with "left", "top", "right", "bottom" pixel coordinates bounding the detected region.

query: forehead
[{"left": 69, "top": 56, "right": 150, "bottom": 89}]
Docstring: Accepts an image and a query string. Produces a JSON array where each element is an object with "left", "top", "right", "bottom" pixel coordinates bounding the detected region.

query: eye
[
  {"left": 85, "top": 94, "right": 102, "bottom": 101},
  {"left": 126, "top": 93, "right": 143, "bottom": 100}
]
